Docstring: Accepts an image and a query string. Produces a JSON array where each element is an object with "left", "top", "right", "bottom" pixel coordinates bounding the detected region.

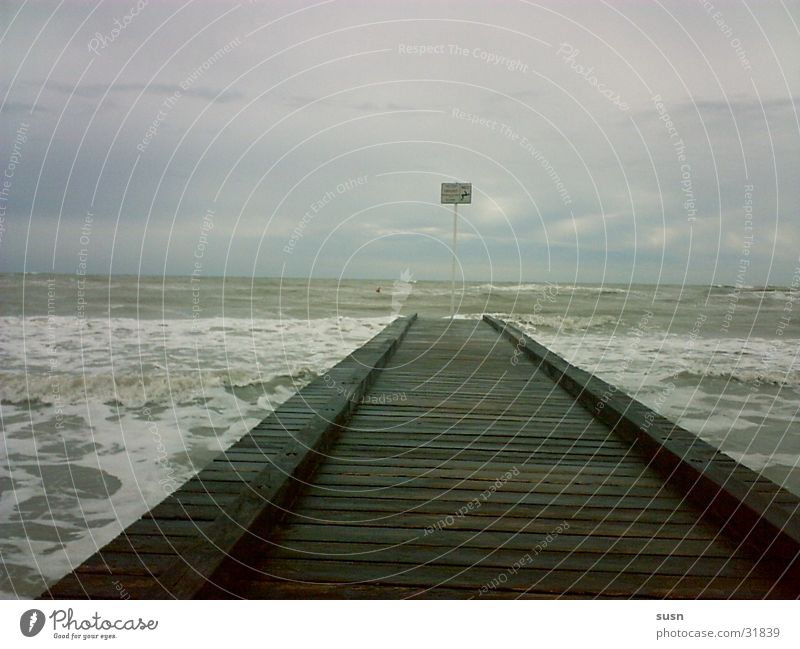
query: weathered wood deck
[{"left": 42, "top": 317, "right": 800, "bottom": 599}]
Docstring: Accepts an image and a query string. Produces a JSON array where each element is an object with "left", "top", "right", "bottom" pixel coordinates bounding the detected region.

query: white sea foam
[
  {"left": 473, "top": 283, "right": 554, "bottom": 293},
  {"left": 454, "top": 312, "right": 618, "bottom": 333},
  {"left": 472, "top": 283, "right": 629, "bottom": 295},
  {"left": 724, "top": 452, "right": 800, "bottom": 470},
  {"left": 507, "top": 321, "right": 800, "bottom": 475},
  {"left": 0, "top": 314, "right": 391, "bottom": 598}
]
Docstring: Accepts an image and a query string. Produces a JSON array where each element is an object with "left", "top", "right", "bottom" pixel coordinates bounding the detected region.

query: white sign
[{"left": 441, "top": 182, "right": 472, "bottom": 204}]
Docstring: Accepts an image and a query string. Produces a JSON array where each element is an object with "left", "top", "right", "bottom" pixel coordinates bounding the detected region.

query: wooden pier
[{"left": 42, "top": 317, "right": 800, "bottom": 599}]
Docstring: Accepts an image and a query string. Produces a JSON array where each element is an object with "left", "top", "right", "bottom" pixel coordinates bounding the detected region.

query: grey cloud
[
  {"left": 0, "top": 0, "right": 797, "bottom": 284},
  {"left": 19, "top": 80, "right": 245, "bottom": 103},
  {"left": 693, "top": 96, "right": 798, "bottom": 116},
  {"left": 0, "top": 101, "right": 48, "bottom": 115}
]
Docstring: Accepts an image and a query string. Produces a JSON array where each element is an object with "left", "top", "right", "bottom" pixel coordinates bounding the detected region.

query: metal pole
[{"left": 450, "top": 202, "right": 458, "bottom": 319}]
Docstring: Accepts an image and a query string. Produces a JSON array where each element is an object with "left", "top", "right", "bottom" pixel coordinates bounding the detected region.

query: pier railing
[{"left": 484, "top": 314, "right": 800, "bottom": 580}]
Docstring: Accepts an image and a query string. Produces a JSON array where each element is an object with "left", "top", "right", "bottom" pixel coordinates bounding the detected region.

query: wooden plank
[
  {"left": 39, "top": 574, "right": 155, "bottom": 600},
  {"left": 330, "top": 440, "right": 634, "bottom": 457},
  {"left": 144, "top": 503, "right": 224, "bottom": 521},
  {"left": 291, "top": 495, "right": 706, "bottom": 524},
  {"left": 76, "top": 553, "right": 175, "bottom": 576},
  {"left": 127, "top": 519, "right": 211, "bottom": 537},
  {"left": 316, "top": 462, "right": 669, "bottom": 485},
  {"left": 103, "top": 534, "right": 195, "bottom": 554},
  {"left": 261, "top": 542, "right": 759, "bottom": 579},
  {"left": 240, "top": 558, "right": 786, "bottom": 599},
  {"left": 319, "top": 457, "right": 665, "bottom": 478},
  {"left": 206, "top": 581, "right": 533, "bottom": 599},
  {"left": 298, "top": 486, "right": 688, "bottom": 510},
  {"left": 284, "top": 508, "right": 728, "bottom": 540},
  {"left": 271, "top": 523, "right": 742, "bottom": 557},
  {"left": 310, "top": 472, "right": 678, "bottom": 497}
]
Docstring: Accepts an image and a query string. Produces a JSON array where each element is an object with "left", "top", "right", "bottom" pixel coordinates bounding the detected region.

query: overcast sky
[{"left": 1, "top": 0, "right": 798, "bottom": 283}]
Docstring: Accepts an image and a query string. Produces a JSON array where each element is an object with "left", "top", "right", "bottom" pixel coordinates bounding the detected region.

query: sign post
[{"left": 440, "top": 182, "right": 472, "bottom": 319}]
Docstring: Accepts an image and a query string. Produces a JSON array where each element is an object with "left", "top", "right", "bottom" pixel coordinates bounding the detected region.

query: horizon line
[{"left": 0, "top": 271, "right": 787, "bottom": 289}]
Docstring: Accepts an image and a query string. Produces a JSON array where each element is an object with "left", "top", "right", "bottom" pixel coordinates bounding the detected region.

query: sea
[{"left": 1, "top": 272, "right": 798, "bottom": 598}]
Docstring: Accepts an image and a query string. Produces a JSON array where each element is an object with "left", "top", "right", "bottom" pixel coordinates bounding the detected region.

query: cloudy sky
[{"left": 0, "top": 0, "right": 798, "bottom": 283}]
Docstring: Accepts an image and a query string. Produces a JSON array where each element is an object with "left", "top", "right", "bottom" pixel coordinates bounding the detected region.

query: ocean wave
[
  {"left": 0, "top": 313, "right": 391, "bottom": 406},
  {"left": 450, "top": 312, "right": 618, "bottom": 332},
  {"left": 0, "top": 312, "right": 395, "bottom": 598},
  {"left": 0, "top": 314, "right": 392, "bottom": 365},
  {"left": 725, "top": 452, "right": 800, "bottom": 471},
  {"left": 0, "top": 368, "right": 317, "bottom": 407},
  {"left": 560, "top": 285, "right": 629, "bottom": 294},
  {"left": 668, "top": 367, "right": 800, "bottom": 388},
  {"left": 472, "top": 283, "right": 628, "bottom": 295},
  {"left": 508, "top": 313, "right": 619, "bottom": 332},
  {"left": 738, "top": 289, "right": 798, "bottom": 301},
  {"left": 473, "top": 283, "right": 554, "bottom": 293}
]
